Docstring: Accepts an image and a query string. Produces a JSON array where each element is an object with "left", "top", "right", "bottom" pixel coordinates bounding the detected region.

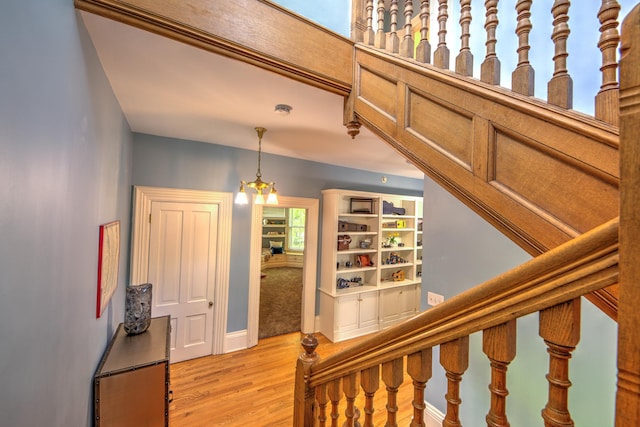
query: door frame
[
  {"left": 247, "top": 196, "right": 319, "bottom": 347},
  {"left": 130, "top": 186, "right": 233, "bottom": 355}
]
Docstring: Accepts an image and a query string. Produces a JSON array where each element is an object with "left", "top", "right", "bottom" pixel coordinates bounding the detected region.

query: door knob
[{"left": 208, "top": 301, "right": 213, "bottom": 307}]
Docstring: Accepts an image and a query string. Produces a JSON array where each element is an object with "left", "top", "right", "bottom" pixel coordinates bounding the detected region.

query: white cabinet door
[
  {"left": 380, "top": 288, "right": 402, "bottom": 327},
  {"left": 335, "top": 292, "right": 380, "bottom": 341},
  {"left": 380, "top": 285, "right": 418, "bottom": 329},
  {"left": 398, "top": 285, "right": 418, "bottom": 317},
  {"left": 336, "top": 293, "right": 360, "bottom": 333},
  {"left": 358, "top": 291, "right": 379, "bottom": 330}
]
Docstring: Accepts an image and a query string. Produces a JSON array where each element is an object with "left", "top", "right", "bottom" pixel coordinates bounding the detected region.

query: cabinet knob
[{"left": 209, "top": 301, "right": 214, "bottom": 307}]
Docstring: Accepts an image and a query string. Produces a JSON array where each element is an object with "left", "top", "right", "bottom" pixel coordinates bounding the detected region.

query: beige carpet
[{"left": 259, "top": 267, "right": 303, "bottom": 339}]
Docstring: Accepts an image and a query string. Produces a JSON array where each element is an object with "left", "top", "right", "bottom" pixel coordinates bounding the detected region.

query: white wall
[{"left": 0, "top": 2, "right": 133, "bottom": 425}]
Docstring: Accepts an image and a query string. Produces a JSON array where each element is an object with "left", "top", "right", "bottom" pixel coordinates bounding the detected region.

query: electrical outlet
[{"left": 427, "top": 291, "right": 444, "bottom": 306}]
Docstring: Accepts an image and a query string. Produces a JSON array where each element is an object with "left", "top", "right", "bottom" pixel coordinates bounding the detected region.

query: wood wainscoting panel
[
  {"left": 490, "top": 125, "right": 619, "bottom": 235},
  {"left": 353, "top": 45, "right": 620, "bottom": 254},
  {"left": 406, "top": 88, "right": 474, "bottom": 171},
  {"left": 358, "top": 66, "right": 398, "bottom": 122}
]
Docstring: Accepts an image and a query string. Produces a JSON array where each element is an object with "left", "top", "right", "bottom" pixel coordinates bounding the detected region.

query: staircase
[{"left": 74, "top": 0, "right": 640, "bottom": 425}]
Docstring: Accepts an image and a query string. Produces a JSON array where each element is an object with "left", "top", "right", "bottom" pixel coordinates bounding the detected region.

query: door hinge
[{"left": 149, "top": 213, "right": 152, "bottom": 223}]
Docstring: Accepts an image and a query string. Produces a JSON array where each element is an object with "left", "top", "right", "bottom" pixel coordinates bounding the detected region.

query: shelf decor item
[
  {"left": 124, "top": 283, "right": 152, "bottom": 335},
  {"left": 392, "top": 270, "right": 406, "bottom": 281},
  {"left": 357, "top": 254, "right": 373, "bottom": 267},
  {"left": 350, "top": 197, "right": 375, "bottom": 214},
  {"left": 337, "top": 235, "right": 352, "bottom": 251},
  {"left": 383, "top": 200, "right": 406, "bottom": 215},
  {"left": 386, "top": 231, "right": 400, "bottom": 247},
  {"left": 339, "top": 220, "right": 367, "bottom": 232}
]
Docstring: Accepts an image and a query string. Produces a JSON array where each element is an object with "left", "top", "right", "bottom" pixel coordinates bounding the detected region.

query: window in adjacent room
[{"left": 288, "top": 208, "right": 306, "bottom": 252}]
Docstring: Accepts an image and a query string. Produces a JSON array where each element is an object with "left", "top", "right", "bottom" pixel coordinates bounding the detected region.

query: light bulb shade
[
  {"left": 235, "top": 191, "right": 248, "bottom": 204},
  {"left": 254, "top": 193, "right": 265, "bottom": 205},
  {"left": 266, "top": 185, "right": 278, "bottom": 204},
  {"left": 235, "top": 182, "right": 249, "bottom": 205}
]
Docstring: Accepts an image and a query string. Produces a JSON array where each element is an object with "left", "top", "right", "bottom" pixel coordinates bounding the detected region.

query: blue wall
[
  {"left": 132, "top": 133, "right": 424, "bottom": 331},
  {"left": 0, "top": 2, "right": 133, "bottom": 426},
  {"left": 422, "top": 177, "right": 617, "bottom": 426}
]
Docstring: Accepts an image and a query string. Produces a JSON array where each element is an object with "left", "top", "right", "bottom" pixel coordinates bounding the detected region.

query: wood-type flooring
[{"left": 169, "top": 332, "right": 417, "bottom": 426}]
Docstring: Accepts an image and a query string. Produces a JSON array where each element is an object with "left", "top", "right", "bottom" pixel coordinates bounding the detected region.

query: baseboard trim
[
  {"left": 224, "top": 329, "right": 248, "bottom": 353},
  {"left": 425, "top": 400, "right": 445, "bottom": 427}
]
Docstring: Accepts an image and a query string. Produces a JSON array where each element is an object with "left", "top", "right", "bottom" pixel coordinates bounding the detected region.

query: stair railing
[
  {"left": 294, "top": 216, "right": 619, "bottom": 426},
  {"left": 351, "top": 0, "right": 624, "bottom": 125}
]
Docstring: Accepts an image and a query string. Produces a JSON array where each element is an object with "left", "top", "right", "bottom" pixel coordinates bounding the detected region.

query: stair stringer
[{"left": 352, "top": 45, "right": 620, "bottom": 319}]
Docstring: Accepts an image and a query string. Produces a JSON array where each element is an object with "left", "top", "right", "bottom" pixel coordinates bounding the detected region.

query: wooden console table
[{"left": 94, "top": 316, "right": 171, "bottom": 426}]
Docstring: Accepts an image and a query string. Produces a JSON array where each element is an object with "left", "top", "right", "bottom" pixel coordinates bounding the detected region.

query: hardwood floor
[{"left": 169, "top": 332, "right": 416, "bottom": 426}]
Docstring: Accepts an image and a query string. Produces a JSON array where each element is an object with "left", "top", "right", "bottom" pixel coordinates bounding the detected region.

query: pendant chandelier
[{"left": 234, "top": 127, "right": 279, "bottom": 205}]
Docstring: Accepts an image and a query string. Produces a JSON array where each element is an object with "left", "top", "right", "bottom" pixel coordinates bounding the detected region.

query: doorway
[
  {"left": 130, "top": 186, "right": 233, "bottom": 360},
  {"left": 258, "top": 206, "right": 305, "bottom": 339},
  {"left": 246, "top": 196, "right": 319, "bottom": 348}
]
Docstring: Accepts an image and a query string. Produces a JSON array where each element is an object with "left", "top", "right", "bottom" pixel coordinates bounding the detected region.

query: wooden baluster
[
  {"left": 539, "top": 299, "right": 581, "bottom": 427},
  {"left": 351, "top": 0, "right": 367, "bottom": 43},
  {"left": 360, "top": 366, "right": 379, "bottom": 427},
  {"left": 388, "top": 0, "right": 400, "bottom": 53},
  {"left": 441, "top": 336, "right": 469, "bottom": 427},
  {"left": 343, "top": 373, "right": 361, "bottom": 427},
  {"left": 481, "top": 0, "right": 500, "bottom": 85},
  {"left": 408, "top": 348, "right": 433, "bottom": 427},
  {"left": 293, "top": 334, "right": 319, "bottom": 427},
  {"left": 400, "top": 0, "right": 415, "bottom": 58},
  {"left": 382, "top": 357, "right": 404, "bottom": 427},
  {"left": 375, "top": 0, "right": 386, "bottom": 49},
  {"left": 433, "top": 0, "right": 450, "bottom": 69},
  {"left": 363, "top": 0, "right": 375, "bottom": 46},
  {"left": 617, "top": 7, "right": 640, "bottom": 424},
  {"left": 328, "top": 378, "right": 342, "bottom": 427},
  {"left": 317, "top": 383, "right": 329, "bottom": 427},
  {"left": 512, "top": 0, "right": 535, "bottom": 96},
  {"left": 595, "top": 0, "right": 621, "bottom": 125},
  {"left": 483, "top": 320, "right": 517, "bottom": 427},
  {"left": 415, "top": 0, "right": 431, "bottom": 63},
  {"left": 455, "top": 0, "right": 473, "bottom": 76},
  {"left": 548, "top": 0, "right": 573, "bottom": 109}
]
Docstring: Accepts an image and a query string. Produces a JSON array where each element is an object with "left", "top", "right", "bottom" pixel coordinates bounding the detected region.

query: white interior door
[{"left": 148, "top": 201, "right": 219, "bottom": 363}]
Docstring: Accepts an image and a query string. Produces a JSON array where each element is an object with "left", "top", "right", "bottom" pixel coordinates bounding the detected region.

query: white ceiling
[{"left": 80, "top": 11, "right": 424, "bottom": 180}]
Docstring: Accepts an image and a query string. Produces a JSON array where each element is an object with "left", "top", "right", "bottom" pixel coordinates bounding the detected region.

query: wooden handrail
[{"left": 306, "top": 217, "right": 618, "bottom": 387}]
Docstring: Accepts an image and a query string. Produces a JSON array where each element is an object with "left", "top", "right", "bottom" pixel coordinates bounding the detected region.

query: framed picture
[{"left": 96, "top": 220, "right": 120, "bottom": 318}]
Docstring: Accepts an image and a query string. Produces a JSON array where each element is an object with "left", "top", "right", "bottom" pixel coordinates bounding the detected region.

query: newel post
[
  {"left": 616, "top": 4, "right": 640, "bottom": 425},
  {"left": 293, "top": 334, "right": 320, "bottom": 427}
]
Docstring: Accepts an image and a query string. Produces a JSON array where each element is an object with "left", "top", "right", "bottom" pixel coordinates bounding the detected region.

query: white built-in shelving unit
[{"left": 318, "top": 189, "right": 423, "bottom": 342}]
